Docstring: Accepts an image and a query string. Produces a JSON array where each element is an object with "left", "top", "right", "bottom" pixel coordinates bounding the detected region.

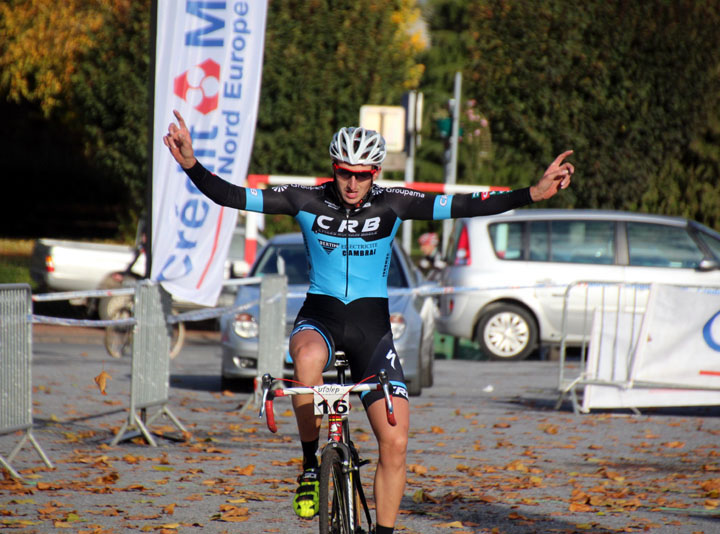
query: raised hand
[
  {"left": 530, "top": 150, "right": 574, "bottom": 202},
  {"left": 163, "top": 110, "right": 196, "bottom": 169}
]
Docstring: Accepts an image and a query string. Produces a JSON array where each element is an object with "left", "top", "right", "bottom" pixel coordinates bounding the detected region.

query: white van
[{"left": 437, "top": 209, "right": 720, "bottom": 360}]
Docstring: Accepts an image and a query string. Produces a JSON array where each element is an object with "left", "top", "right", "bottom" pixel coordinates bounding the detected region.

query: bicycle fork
[{"left": 325, "top": 431, "right": 372, "bottom": 532}]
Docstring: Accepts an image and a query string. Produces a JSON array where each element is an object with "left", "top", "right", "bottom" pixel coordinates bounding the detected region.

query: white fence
[{"left": 556, "top": 281, "right": 720, "bottom": 413}]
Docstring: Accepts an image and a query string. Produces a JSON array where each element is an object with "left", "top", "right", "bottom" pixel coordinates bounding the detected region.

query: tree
[
  {"left": 69, "top": 0, "right": 151, "bottom": 225},
  {"left": 418, "top": 0, "right": 720, "bottom": 227},
  {"left": 0, "top": 0, "right": 112, "bottom": 115},
  {"left": 251, "top": 0, "right": 426, "bottom": 180},
  {"left": 1, "top": 1, "right": 426, "bottom": 237},
  {"left": 0, "top": 0, "right": 143, "bottom": 238}
]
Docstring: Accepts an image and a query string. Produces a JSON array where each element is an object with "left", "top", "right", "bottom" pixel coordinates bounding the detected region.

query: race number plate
[{"left": 313, "top": 384, "right": 354, "bottom": 415}]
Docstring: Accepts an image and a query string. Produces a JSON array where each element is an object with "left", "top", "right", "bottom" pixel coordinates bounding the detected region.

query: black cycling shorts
[{"left": 291, "top": 293, "right": 408, "bottom": 408}]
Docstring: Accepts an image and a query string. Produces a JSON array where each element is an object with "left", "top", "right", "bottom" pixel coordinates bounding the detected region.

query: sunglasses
[{"left": 333, "top": 163, "right": 378, "bottom": 182}]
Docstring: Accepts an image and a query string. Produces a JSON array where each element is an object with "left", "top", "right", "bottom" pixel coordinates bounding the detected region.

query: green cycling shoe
[{"left": 293, "top": 466, "right": 319, "bottom": 519}]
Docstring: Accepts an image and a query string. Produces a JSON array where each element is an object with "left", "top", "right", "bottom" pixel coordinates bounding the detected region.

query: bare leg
[
  {"left": 366, "top": 397, "right": 409, "bottom": 528},
  {"left": 289, "top": 329, "right": 328, "bottom": 442}
]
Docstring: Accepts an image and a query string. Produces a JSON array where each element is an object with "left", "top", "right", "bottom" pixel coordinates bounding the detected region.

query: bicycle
[{"left": 259, "top": 351, "right": 397, "bottom": 534}]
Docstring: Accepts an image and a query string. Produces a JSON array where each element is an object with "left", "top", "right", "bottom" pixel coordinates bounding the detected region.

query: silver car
[
  {"left": 219, "top": 233, "right": 437, "bottom": 395},
  {"left": 437, "top": 209, "right": 720, "bottom": 360}
]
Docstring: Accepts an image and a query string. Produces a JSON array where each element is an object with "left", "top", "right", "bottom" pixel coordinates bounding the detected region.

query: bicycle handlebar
[{"left": 258, "top": 370, "right": 397, "bottom": 432}]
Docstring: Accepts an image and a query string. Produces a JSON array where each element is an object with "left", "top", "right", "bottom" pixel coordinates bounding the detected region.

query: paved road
[{"left": 2, "top": 326, "right": 720, "bottom": 533}]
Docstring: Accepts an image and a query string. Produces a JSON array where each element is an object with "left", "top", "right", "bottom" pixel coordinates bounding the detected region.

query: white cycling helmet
[{"left": 329, "top": 127, "right": 387, "bottom": 166}]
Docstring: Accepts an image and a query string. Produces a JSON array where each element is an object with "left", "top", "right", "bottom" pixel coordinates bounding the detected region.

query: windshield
[
  {"left": 252, "top": 244, "right": 309, "bottom": 285},
  {"left": 251, "top": 242, "right": 409, "bottom": 287}
]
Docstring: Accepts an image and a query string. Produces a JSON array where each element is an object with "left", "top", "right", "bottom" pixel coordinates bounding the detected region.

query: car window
[
  {"left": 444, "top": 221, "right": 463, "bottom": 265},
  {"left": 253, "top": 245, "right": 309, "bottom": 284},
  {"left": 550, "top": 220, "right": 615, "bottom": 264},
  {"left": 696, "top": 228, "right": 720, "bottom": 261},
  {"left": 489, "top": 222, "right": 523, "bottom": 260},
  {"left": 529, "top": 221, "right": 550, "bottom": 261},
  {"left": 627, "top": 223, "right": 704, "bottom": 268}
]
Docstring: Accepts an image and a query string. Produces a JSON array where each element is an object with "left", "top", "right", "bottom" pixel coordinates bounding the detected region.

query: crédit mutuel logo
[
  {"left": 173, "top": 58, "right": 221, "bottom": 115},
  {"left": 703, "top": 310, "right": 720, "bottom": 352}
]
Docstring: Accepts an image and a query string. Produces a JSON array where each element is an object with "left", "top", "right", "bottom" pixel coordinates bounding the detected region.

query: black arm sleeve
[
  {"left": 184, "top": 161, "right": 300, "bottom": 215},
  {"left": 450, "top": 188, "right": 534, "bottom": 218},
  {"left": 384, "top": 186, "right": 534, "bottom": 221},
  {"left": 184, "top": 161, "right": 248, "bottom": 209}
]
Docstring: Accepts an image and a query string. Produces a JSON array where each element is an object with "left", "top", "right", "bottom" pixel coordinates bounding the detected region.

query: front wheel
[
  {"left": 319, "top": 447, "right": 353, "bottom": 534},
  {"left": 168, "top": 316, "right": 185, "bottom": 360},
  {"left": 105, "top": 305, "right": 134, "bottom": 358},
  {"left": 476, "top": 304, "right": 538, "bottom": 361}
]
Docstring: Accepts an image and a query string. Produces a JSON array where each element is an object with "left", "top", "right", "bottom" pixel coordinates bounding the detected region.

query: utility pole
[
  {"left": 442, "top": 71, "right": 462, "bottom": 256},
  {"left": 401, "top": 90, "right": 422, "bottom": 255}
]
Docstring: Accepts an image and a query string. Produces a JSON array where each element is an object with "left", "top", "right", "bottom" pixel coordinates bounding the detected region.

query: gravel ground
[{"left": 1, "top": 327, "right": 719, "bottom": 533}]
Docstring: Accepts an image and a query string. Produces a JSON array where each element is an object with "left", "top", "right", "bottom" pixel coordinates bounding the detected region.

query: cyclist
[{"left": 163, "top": 110, "right": 573, "bottom": 534}]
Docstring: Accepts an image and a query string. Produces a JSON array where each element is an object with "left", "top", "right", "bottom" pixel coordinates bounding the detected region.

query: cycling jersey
[{"left": 185, "top": 162, "right": 534, "bottom": 304}]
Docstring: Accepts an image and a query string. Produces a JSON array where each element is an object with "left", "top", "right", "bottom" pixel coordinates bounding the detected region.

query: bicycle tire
[
  {"left": 319, "top": 447, "right": 353, "bottom": 534},
  {"left": 168, "top": 317, "right": 185, "bottom": 359},
  {"left": 105, "top": 305, "right": 134, "bottom": 358}
]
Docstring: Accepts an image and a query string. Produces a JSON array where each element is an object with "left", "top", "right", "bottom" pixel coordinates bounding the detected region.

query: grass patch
[{"left": 0, "top": 239, "right": 36, "bottom": 288}]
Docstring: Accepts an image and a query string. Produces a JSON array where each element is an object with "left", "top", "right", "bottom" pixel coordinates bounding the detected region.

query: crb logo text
[{"left": 314, "top": 215, "right": 380, "bottom": 234}]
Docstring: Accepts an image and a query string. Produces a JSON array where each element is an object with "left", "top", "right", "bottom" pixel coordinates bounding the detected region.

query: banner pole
[{"left": 145, "top": 0, "right": 159, "bottom": 279}]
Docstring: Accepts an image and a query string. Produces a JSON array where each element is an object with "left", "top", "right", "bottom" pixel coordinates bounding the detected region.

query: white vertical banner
[{"left": 151, "top": 1, "right": 267, "bottom": 305}]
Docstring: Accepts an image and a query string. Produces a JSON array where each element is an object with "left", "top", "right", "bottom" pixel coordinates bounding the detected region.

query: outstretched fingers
[
  {"left": 173, "top": 109, "right": 188, "bottom": 131},
  {"left": 163, "top": 110, "right": 196, "bottom": 169},
  {"left": 550, "top": 150, "right": 574, "bottom": 168}
]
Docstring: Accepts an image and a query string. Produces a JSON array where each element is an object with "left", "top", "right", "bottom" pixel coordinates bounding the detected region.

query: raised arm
[
  {"left": 161, "top": 110, "right": 298, "bottom": 216},
  {"left": 385, "top": 150, "right": 575, "bottom": 221},
  {"left": 163, "top": 110, "right": 197, "bottom": 170}
]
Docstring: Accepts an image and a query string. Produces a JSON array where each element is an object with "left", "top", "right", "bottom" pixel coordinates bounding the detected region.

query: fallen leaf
[
  {"left": 408, "top": 464, "right": 428, "bottom": 475},
  {"left": 505, "top": 459, "right": 529, "bottom": 472},
  {"left": 569, "top": 502, "right": 593, "bottom": 512},
  {"left": 94, "top": 370, "right": 112, "bottom": 395},
  {"left": 436, "top": 520, "right": 464, "bottom": 528}
]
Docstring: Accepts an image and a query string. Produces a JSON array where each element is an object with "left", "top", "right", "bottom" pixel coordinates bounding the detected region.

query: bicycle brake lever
[
  {"left": 259, "top": 373, "right": 274, "bottom": 418},
  {"left": 378, "top": 369, "right": 396, "bottom": 425}
]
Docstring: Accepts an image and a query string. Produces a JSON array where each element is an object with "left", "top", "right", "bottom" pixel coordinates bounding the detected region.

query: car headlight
[
  {"left": 390, "top": 313, "right": 406, "bottom": 339},
  {"left": 233, "top": 313, "right": 259, "bottom": 338}
]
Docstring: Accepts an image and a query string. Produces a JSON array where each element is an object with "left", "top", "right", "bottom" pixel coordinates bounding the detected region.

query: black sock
[
  {"left": 301, "top": 439, "right": 318, "bottom": 469},
  {"left": 375, "top": 525, "right": 394, "bottom": 534}
]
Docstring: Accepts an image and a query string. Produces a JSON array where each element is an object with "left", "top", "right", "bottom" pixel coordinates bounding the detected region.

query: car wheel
[
  {"left": 406, "top": 378, "right": 422, "bottom": 397},
  {"left": 476, "top": 304, "right": 537, "bottom": 361},
  {"left": 221, "top": 375, "right": 254, "bottom": 393}
]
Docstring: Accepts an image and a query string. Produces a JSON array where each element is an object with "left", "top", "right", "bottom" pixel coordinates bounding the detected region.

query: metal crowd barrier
[
  {"left": 110, "top": 281, "right": 186, "bottom": 446},
  {"left": 237, "top": 275, "right": 287, "bottom": 415},
  {"left": 0, "top": 284, "right": 54, "bottom": 480},
  {"left": 1, "top": 277, "right": 287, "bottom": 479},
  {"left": 555, "top": 281, "right": 652, "bottom": 413}
]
